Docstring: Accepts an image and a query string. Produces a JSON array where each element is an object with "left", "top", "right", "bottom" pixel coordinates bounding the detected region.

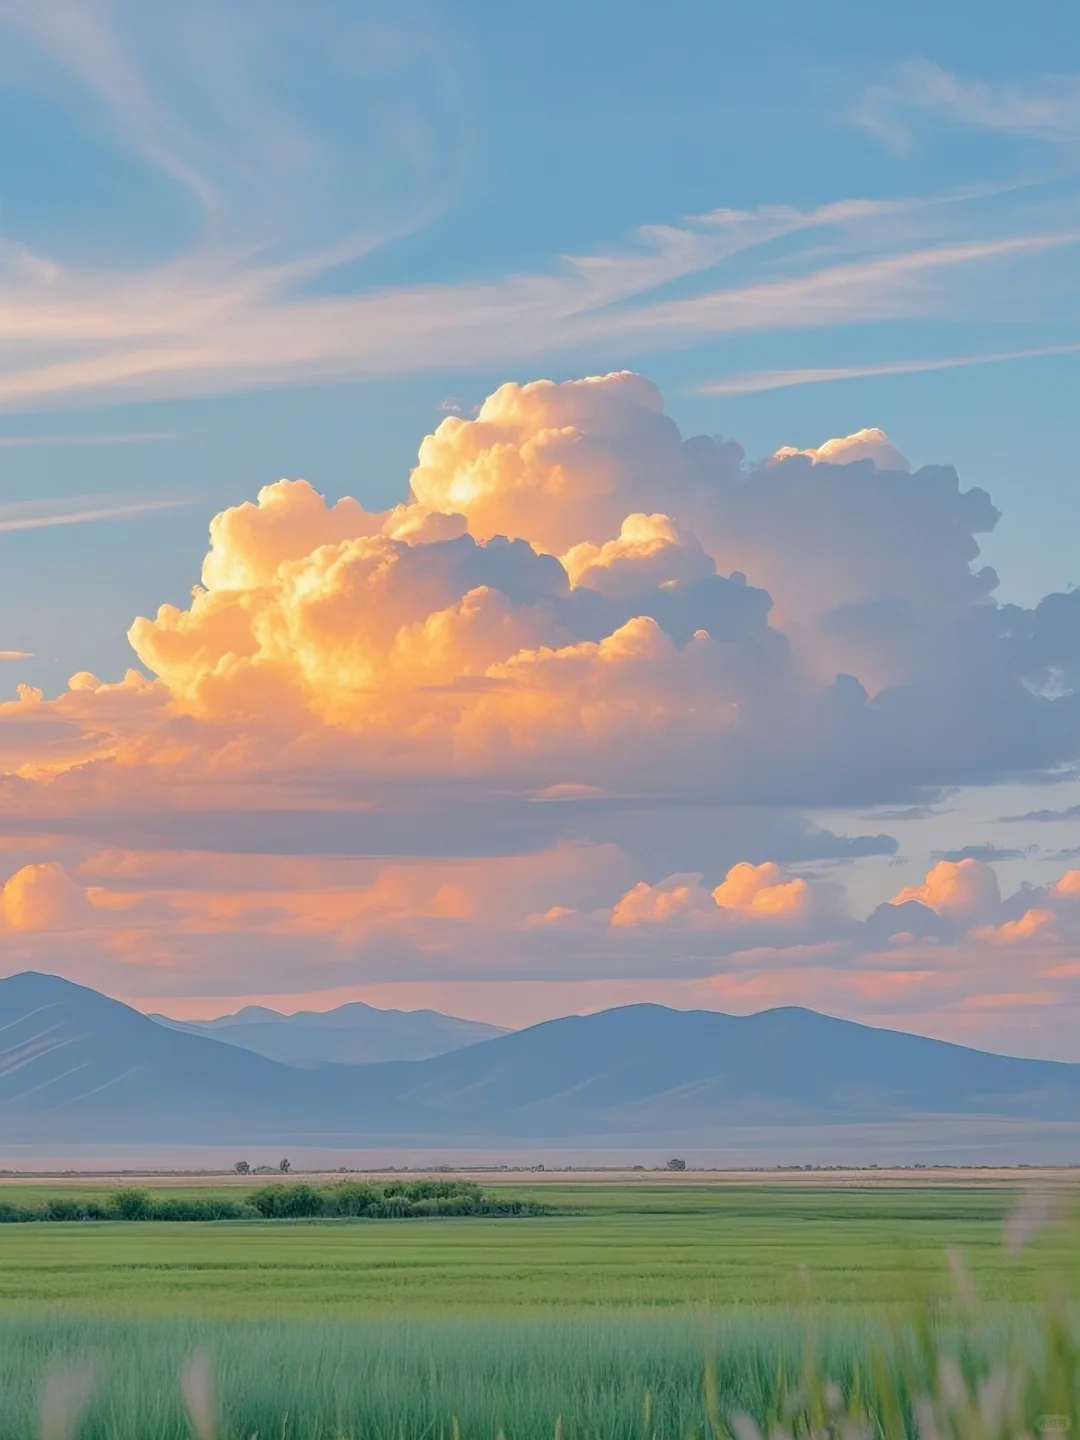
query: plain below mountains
[
  {"left": 154, "top": 1001, "right": 507, "bottom": 1065},
  {"left": 0, "top": 972, "right": 1079, "bottom": 1151}
]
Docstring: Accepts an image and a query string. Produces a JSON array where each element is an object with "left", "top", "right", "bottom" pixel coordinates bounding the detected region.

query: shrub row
[
  {"left": 246, "top": 1180, "right": 537, "bottom": 1219},
  {"left": 0, "top": 1180, "right": 541, "bottom": 1223}
]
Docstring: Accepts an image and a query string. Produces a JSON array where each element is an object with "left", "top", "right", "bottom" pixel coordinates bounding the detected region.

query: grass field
[
  {"left": 0, "top": 1300, "right": 1075, "bottom": 1439},
  {"left": 0, "top": 1309, "right": 1038, "bottom": 1440},
  {"left": 0, "top": 1180, "right": 1075, "bottom": 1438},
  {"left": 0, "top": 1182, "right": 1073, "bottom": 1316}
]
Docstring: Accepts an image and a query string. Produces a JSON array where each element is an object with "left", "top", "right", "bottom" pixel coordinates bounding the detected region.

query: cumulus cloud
[
  {"left": 51, "top": 371, "right": 1073, "bottom": 803},
  {"left": 611, "top": 861, "right": 829, "bottom": 929},
  {"left": 561, "top": 513, "right": 715, "bottom": 598},
  {"left": 890, "top": 858, "right": 1002, "bottom": 920},
  {"left": 2, "top": 370, "right": 1080, "bottom": 1043},
  {"left": 771, "top": 427, "right": 910, "bottom": 471},
  {"left": 0, "top": 863, "right": 92, "bottom": 932},
  {"left": 971, "top": 908, "right": 1055, "bottom": 945}
]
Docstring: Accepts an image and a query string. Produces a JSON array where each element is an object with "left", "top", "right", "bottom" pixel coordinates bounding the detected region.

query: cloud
[
  {"left": 712, "top": 861, "right": 822, "bottom": 920},
  {"left": 562, "top": 514, "right": 715, "bottom": 599},
  {"left": 613, "top": 852, "right": 840, "bottom": 933},
  {"left": 0, "top": 207, "right": 1068, "bottom": 411},
  {"left": 1000, "top": 803, "right": 1080, "bottom": 823},
  {"left": 971, "top": 909, "right": 1055, "bottom": 945},
  {"left": 697, "top": 342, "right": 1080, "bottom": 396},
  {"left": 890, "top": 858, "right": 1001, "bottom": 920},
  {"left": 0, "top": 0, "right": 466, "bottom": 247},
  {"left": 2, "top": 369, "right": 1080, "bottom": 1047},
  {"left": 0, "top": 652, "right": 34, "bottom": 662},
  {"left": 0, "top": 862, "right": 92, "bottom": 932},
  {"left": 936, "top": 844, "right": 1033, "bottom": 863},
  {"left": 771, "top": 427, "right": 910, "bottom": 472},
  {"left": 0, "top": 496, "right": 185, "bottom": 534},
  {"left": 0, "top": 433, "right": 173, "bottom": 448},
  {"left": 4, "top": 369, "right": 1080, "bottom": 812},
  {"left": 859, "top": 59, "right": 1080, "bottom": 147},
  {"left": 611, "top": 861, "right": 829, "bottom": 929}
]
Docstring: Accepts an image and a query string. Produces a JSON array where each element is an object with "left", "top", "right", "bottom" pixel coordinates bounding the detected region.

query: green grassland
[
  {"left": 0, "top": 1309, "right": 1044, "bottom": 1440},
  {"left": 0, "top": 1182, "right": 1076, "bottom": 1437},
  {"left": 0, "top": 1182, "right": 1073, "bottom": 1317}
]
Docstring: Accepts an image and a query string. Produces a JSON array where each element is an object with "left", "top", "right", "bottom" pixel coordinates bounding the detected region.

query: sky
[{"left": 2, "top": 0, "right": 1080, "bottom": 1057}]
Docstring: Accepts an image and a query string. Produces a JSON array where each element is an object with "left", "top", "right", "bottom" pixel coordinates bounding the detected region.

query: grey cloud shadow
[
  {"left": 934, "top": 844, "right": 1036, "bottom": 862},
  {"left": 1000, "top": 804, "right": 1080, "bottom": 822},
  {"left": 0, "top": 792, "right": 897, "bottom": 871}
]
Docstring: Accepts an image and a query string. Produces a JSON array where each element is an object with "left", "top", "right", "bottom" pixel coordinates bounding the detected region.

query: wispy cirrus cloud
[
  {"left": 0, "top": 432, "right": 173, "bottom": 448},
  {"left": 858, "top": 58, "right": 1080, "bottom": 148},
  {"left": 0, "top": 496, "right": 185, "bottom": 534},
  {"left": 698, "top": 340, "right": 1080, "bottom": 396},
  {"left": 0, "top": 211, "right": 1075, "bottom": 410},
  {"left": 0, "top": 3, "right": 1077, "bottom": 410},
  {"left": 0, "top": 0, "right": 468, "bottom": 251}
]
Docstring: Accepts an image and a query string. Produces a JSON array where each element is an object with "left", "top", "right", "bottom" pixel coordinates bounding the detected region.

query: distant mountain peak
[{"left": 152, "top": 993, "right": 509, "bottom": 1065}]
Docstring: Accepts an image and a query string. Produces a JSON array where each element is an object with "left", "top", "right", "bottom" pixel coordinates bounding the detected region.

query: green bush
[
  {"left": 248, "top": 1184, "right": 328, "bottom": 1219},
  {"left": 44, "top": 1198, "right": 94, "bottom": 1222},
  {"left": 383, "top": 1180, "right": 483, "bottom": 1203},
  {"left": 108, "top": 1190, "right": 154, "bottom": 1221},
  {"left": 150, "top": 1197, "right": 248, "bottom": 1221},
  {"left": 0, "top": 1178, "right": 542, "bottom": 1224},
  {"left": 329, "top": 1182, "right": 378, "bottom": 1216}
]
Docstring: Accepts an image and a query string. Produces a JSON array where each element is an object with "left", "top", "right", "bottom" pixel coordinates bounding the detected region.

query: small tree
[
  {"left": 234, "top": 1161, "right": 250, "bottom": 1175},
  {"left": 665, "top": 1157, "right": 687, "bottom": 1171},
  {"left": 111, "top": 1188, "right": 153, "bottom": 1220},
  {"left": 279, "top": 1157, "right": 291, "bottom": 1173}
]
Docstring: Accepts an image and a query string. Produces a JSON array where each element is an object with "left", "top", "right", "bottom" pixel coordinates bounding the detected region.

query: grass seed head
[
  {"left": 182, "top": 1350, "right": 218, "bottom": 1440},
  {"left": 39, "top": 1365, "right": 97, "bottom": 1440}
]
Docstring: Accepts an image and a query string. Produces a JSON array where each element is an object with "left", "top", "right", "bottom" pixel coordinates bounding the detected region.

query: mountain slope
[
  {"left": 1, "top": 975, "right": 1079, "bottom": 1145},
  {"left": 0, "top": 971, "right": 370, "bottom": 1144},
  {"left": 154, "top": 1001, "right": 507, "bottom": 1065},
  {"left": 348, "top": 1003, "right": 1080, "bottom": 1134}
]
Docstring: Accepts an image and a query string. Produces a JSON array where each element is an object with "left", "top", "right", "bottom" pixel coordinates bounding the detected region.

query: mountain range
[
  {"left": 154, "top": 1002, "right": 507, "bottom": 1065},
  {"left": 0, "top": 971, "right": 1078, "bottom": 1153}
]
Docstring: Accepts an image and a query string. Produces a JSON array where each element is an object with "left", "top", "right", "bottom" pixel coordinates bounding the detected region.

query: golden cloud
[{"left": 890, "top": 858, "right": 1002, "bottom": 919}]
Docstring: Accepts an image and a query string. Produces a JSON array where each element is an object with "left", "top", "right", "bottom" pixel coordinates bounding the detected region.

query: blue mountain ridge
[
  {"left": 155, "top": 1001, "right": 507, "bottom": 1065},
  {"left": 0, "top": 971, "right": 1077, "bottom": 1146}
]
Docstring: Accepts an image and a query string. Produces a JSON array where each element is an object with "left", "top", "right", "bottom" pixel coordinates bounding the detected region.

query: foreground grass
[
  {"left": 3, "top": 1305, "right": 1080, "bottom": 1440},
  {"left": 0, "top": 1186, "right": 1074, "bottom": 1316},
  {"left": 0, "top": 1312, "right": 868, "bottom": 1440}
]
